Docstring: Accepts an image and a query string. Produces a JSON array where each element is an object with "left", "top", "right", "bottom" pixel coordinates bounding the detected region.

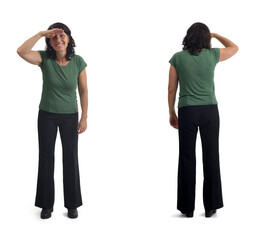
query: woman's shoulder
[
  {"left": 38, "top": 50, "right": 48, "bottom": 58},
  {"left": 71, "top": 54, "right": 87, "bottom": 71},
  {"left": 72, "top": 54, "right": 86, "bottom": 63},
  {"left": 205, "top": 48, "right": 219, "bottom": 52},
  {"left": 170, "top": 50, "right": 186, "bottom": 60},
  {"left": 38, "top": 50, "right": 49, "bottom": 67},
  {"left": 205, "top": 48, "right": 220, "bottom": 63},
  {"left": 204, "top": 48, "right": 220, "bottom": 55}
]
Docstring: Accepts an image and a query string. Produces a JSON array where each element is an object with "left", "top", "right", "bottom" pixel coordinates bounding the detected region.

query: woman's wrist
[
  {"left": 80, "top": 115, "right": 87, "bottom": 120},
  {"left": 169, "top": 109, "right": 176, "bottom": 115},
  {"left": 38, "top": 31, "right": 44, "bottom": 38}
]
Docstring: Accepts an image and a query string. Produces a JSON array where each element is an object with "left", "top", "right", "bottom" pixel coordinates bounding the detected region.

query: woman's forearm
[
  {"left": 168, "top": 90, "right": 177, "bottom": 114},
  {"left": 79, "top": 92, "right": 88, "bottom": 120},
  {"left": 17, "top": 32, "right": 43, "bottom": 56},
  {"left": 211, "top": 33, "right": 238, "bottom": 48}
]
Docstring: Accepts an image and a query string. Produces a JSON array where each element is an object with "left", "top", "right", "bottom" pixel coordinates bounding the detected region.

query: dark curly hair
[
  {"left": 182, "top": 22, "right": 211, "bottom": 55},
  {"left": 45, "top": 22, "right": 76, "bottom": 61}
]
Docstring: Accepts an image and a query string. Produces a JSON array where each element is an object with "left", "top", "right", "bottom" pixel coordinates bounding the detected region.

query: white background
[{"left": 1, "top": 0, "right": 264, "bottom": 239}]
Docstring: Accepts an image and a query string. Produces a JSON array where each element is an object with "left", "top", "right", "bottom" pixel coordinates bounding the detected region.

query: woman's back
[{"left": 169, "top": 48, "right": 220, "bottom": 108}]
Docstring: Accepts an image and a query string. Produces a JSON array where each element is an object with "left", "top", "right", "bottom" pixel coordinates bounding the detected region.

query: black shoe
[
  {"left": 205, "top": 209, "right": 217, "bottom": 218},
  {"left": 181, "top": 211, "right": 193, "bottom": 218},
  {"left": 186, "top": 211, "right": 194, "bottom": 218},
  {"left": 67, "top": 209, "right": 78, "bottom": 219},
  {"left": 41, "top": 208, "right": 53, "bottom": 219}
]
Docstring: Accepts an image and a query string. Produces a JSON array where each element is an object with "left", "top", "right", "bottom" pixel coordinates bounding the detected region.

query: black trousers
[
  {"left": 177, "top": 105, "right": 223, "bottom": 212},
  {"left": 35, "top": 110, "right": 82, "bottom": 209}
]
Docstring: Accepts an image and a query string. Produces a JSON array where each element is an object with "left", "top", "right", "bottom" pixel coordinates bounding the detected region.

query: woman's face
[{"left": 50, "top": 31, "right": 70, "bottom": 53}]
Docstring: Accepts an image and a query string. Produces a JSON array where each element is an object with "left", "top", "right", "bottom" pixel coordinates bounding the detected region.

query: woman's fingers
[
  {"left": 43, "top": 28, "right": 64, "bottom": 38},
  {"left": 170, "top": 114, "right": 178, "bottom": 129},
  {"left": 52, "top": 28, "right": 64, "bottom": 34},
  {"left": 77, "top": 123, "right": 82, "bottom": 133},
  {"left": 77, "top": 123, "right": 87, "bottom": 134}
]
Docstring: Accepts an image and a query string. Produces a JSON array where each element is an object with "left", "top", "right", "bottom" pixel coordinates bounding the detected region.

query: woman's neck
[{"left": 56, "top": 50, "right": 68, "bottom": 64}]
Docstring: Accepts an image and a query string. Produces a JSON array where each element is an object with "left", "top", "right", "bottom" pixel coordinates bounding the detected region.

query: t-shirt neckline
[{"left": 54, "top": 58, "right": 72, "bottom": 67}]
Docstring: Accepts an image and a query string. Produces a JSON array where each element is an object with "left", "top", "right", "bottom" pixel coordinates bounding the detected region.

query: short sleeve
[
  {"left": 38, "top": 50, "right": 47, "bottom": 68},
  {"left": 211, "top": 48, "right": 220, "bottom": 64},
  {"left": 169, "top": 53, "right": 177, "bottom": 69},
  {"left": 77, "top": 55, "right": 87, "bottom": 74}
]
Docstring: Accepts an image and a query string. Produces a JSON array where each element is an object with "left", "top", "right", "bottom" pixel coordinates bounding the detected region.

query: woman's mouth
[{"left": 55, "top": 43, "right": 64, "bottom": 48}]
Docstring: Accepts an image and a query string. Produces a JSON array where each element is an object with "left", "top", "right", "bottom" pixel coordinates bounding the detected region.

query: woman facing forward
[
  {"left": 17, "top": 22, "right": 88, "bottom": 219},
  {"left": 168, "top": 23, "right": 238, "bottom": 217}
]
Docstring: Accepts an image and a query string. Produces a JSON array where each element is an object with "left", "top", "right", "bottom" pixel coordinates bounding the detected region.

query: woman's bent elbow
[
  {"left": 234, "top": 45, "right": 239, "bottom": 54},
  {"left": 17, "top": 48, "right": 21, "bottom": 56},
  {"left": 17, "top": 47, "right": 25, "bottom": 57}
]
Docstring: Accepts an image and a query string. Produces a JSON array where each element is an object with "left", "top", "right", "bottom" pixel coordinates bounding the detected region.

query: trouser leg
[
  {"left": 199, "top": 105, "right": 223, "bottom": 210},
  {"left": 58, "top": 113, "right": 82, "bottom": 209},
  {"left": 35, "top": 110, "right": 58, "bottom": 209},
  {"left": 177, "top": 107, "right": 198, "bottom": 212}
]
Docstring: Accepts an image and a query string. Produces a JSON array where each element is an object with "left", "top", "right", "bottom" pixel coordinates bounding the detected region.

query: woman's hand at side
[
  {"left": 77, "top": 118, "right": 87, "bottom": 134},
  {"left": 169, "top": 111, "right": 179, "bottom": 129}
]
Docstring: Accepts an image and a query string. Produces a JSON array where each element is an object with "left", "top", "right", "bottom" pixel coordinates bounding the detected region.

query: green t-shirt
[
  {"left": 38, "top": 51, "right": 87, "bottom": 113},
  {"left": 169, "top": 48, "right": 220, "bottom": 108}
]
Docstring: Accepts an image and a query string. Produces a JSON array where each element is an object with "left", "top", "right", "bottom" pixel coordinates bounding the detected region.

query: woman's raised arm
[
  {"left": 211, "top": 33, "right": 239, "bottom": 62},
  {"left": 17, "top": 28, "right": 64, "bottom": 65}
]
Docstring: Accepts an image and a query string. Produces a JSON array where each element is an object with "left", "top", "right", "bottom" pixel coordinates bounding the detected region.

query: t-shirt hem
[
  {"left": 178, "top": 102, "right": 218, "bottom": 108},
  {"left": 39, "top": 107, "right": 78, "bottom": 114}
]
